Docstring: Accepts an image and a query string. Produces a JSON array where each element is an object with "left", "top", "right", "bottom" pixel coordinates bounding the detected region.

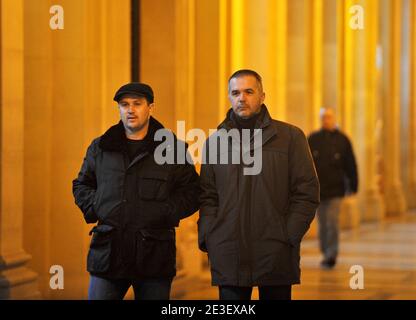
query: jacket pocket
[
  {"left": 87, "top": 224, "right": 115, "bottom": 274},
  {"left": 277, "top": 213, "right": 293, "bottom": 247},
  {"left": 138, "top": 172, "right": 169, "bottom": 201},
  {"left": 136, "top": 229, "right": 176, "bottom": 278},
  {"left": 84, "top": 203, "right": 98, "bottom": 224},
  {"left": 91, "top": 181, "right": 107, "bottom": 219}
]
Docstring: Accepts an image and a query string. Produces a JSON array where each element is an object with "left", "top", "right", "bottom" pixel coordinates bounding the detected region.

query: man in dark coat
[
  {"left": 308, "top": 107, "right": 358, "bottom": 269},
  {"left": 72, "top": 83, "right": 200, "bottom": 300},
  {"left": 198, "top": 70, "right": 320, "bottom": 300}
]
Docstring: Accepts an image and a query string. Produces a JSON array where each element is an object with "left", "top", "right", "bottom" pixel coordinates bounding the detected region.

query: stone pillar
[
  {"left": 336, "top": 0, "right": 364, "bottom": 229},
  {"left": 0, "top": 0, "right": 40, "bottom": 299},
  {"left": 306, "top": 0, "right": 323, "bottom": 132},
  {"left": 58, "top": 0, "right": 129, "bottom": 299},
  {"left": 23, "top": 0, "right": 53, "bottom": 298},
  {"left": 230, "top": 0, "right": 288, "bottom": 122},
  {"left": 322, "top": 0, "right": 338, "bottom": 111},
  {"left": 359, "top": 0, "right": 385, "bottom": 222},
  {"left": 228, "top": 0, "right": 289, "bottom": 122},
  {"left": 175, "top": 0, "right": 195, "bottom": 127},
  {"left": 230, "top": 0, "right": 245, "bottom": 71},
  {"left": 244, "top": 0, "right": 273, "bottom": 112},
  {"left": 338, "top": 0, "right": 385, "bottom": 224},
  {"left": 195, "top": 0, "right": 225, "bottom": 130},
  {"left": 248, "top": 0, "right": 287, "bottom": 122},
  {"left": 274, "top": 0, "right": 288, "bottom": 122},
  {"left": 408, "top": 0, "right": 416, "bottom": 209},
  {"left": 304, "top": 0, "right": 324, "bottom": 239},
  {"left": 174, "top": 0, "right": 205, "bottom": 280},
  {"left": 286, "top": 0, "right": 313, "bottom": 130},
  {"left": 380, "top": 0, "right": 407, "bottom": 216},
  {"left": 218, "top": 0, "right": 232, "bottom": 122},
  {"left": 22, "top": 0, "right": 131, "bottom": 299},
  {"left": 140, "top": 0, "right": 176, "bottom": 129}
]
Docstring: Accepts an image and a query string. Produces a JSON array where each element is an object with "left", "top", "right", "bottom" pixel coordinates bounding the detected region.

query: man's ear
[
  {"left": 149, "top": 102, "right": 155, "bottom": 116},
  {"left": 261, "top": 92, "right": 266, "bottom": 104}
]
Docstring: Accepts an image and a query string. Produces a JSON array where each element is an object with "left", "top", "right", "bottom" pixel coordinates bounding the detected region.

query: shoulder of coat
[
  {"left": 271, "top": 119, "right": 306, "bottom": 138},
  {"left": 88, "top": 137, "right": 102, "bottom": 156}
]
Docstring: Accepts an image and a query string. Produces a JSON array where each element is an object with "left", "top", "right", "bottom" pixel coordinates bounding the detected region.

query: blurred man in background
[{"left": 308, "top": 107, "right": 358, "bottom": 269}]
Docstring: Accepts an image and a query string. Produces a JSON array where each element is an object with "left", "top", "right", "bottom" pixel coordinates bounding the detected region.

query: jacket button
[{"left": 122, "top": 199, "right": 127, "bottom": 203}]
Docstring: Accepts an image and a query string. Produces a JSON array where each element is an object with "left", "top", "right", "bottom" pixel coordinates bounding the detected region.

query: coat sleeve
[
  {"left": 286, "top": 127, "right": 320, "bottom": 245},
  {"left": 167, "top": 151, "right": 201, "bottom": 227},
  {"left": 344, "top": 137, "right": 358, "bottom": 194},
  {"left": 72, "top": 139, "right": 99, "bottom": 224},
  {"left": 197, "top": 140, "right": 219, "bottom": 252}
]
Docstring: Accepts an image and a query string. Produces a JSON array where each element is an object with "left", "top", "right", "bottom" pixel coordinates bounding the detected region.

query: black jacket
[
  {"left": 198, "top": 105, "right": 320, "bottom": 286},
  {"left": 308, "top": 128, "right": 358, "bottom": 201},
  {"left": 72, "top": 117, "right": 200, "bottom": 280}
]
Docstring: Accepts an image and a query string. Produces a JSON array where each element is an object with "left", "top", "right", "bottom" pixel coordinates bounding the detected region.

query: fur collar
[{"left": 98, "top": 116, "right": 165, "bottom": 153}]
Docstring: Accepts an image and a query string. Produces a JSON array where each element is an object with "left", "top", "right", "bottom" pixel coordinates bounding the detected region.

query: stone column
[
  {"left": 218, "top": 0, "right": 232, "bottom": 122},
  {"left": 269, "top": 0, "right": 288, "bottom": 122},
  {"left": 359, "top": 0, "right": 385, "bottom": 222},
  {"left": 380, "top": 0, "right": 407, "bottom": 216},
  {"left": 23, "top": 0, "right": 131, "bottom": 299},
  {"left": 230, "top": 0, "right": 245, "bottom": 72},
  {"left": 54, "top": 0, "right": 130, "bottom": 299},
  {"left": 322, "top": 0, "right": 338, "bottom": 112},
  {"left": 407, "top": 0, "right": 416, "bottom": 209},
  {"left": 336, "top": 0, "right": 365, "bottom": 229},
  {"left": 303, "top": 0, "right": 324, "bottom": 238},
  {"left": 0, "top": 0, "right": 40, "bottom": 299},
  {"left": 276, "top": 0, "right": 288, "bottom": 122},
  {"left": 194, "top": 0, "right": 226, "bottom": 129},
  {"left": 23, "top": 0, "right": 53, "bottom": 298},
  {"left": 140, "top": 0, "right": 177, "bottom": 129},
  {"left": 338, "top": 0, "right": 385, "bottom": 224},
  {"left": 306, "top": 0, "right": 323, "bottom": 132},
  {"left": 286, "top": 0, "right": 314, "bottom": 130},
  {"left": 175, "top": 0, "right": 205, "bottom": 281}
]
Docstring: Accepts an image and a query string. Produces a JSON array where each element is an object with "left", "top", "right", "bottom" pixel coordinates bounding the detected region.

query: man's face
[
  {"left": 228, "top": 76, "right": 265, "bottom": 119},
  {"left": 118, "top": 94, "right": 153, "bottom": 133},
  {"left": 321, "top": 108, "right": 336, "bottom": 131}
]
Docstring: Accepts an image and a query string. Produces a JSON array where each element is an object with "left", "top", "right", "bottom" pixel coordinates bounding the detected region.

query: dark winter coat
[
  {"left": 308, "top": 128, "right": 358, "bottom": 201},
  {"left": 73, "top": 117, "right": 200, "bottom": 280},
  {"left": 198, "top": 105, "right": 320, "bottom": 286}
]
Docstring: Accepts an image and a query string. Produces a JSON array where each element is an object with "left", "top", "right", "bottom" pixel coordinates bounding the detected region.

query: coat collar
[
  {"left": 217, "top": 104, "right": 277, "bottom": 149},
  {"left": 218, "top": 104, "right": 272, "bottom": 130},
  {"left": 99, "top": 116, "right": 165, "bottom": 153}
]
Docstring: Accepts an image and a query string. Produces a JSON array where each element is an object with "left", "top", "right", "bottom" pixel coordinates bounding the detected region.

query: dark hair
[{"left": 228, "top": 69, "right": 263, "bottom": 92}]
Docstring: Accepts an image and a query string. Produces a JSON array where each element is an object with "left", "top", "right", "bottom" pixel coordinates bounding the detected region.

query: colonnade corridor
[
  {"left": 165, "top": 210, "right": 416, "bottom": 300},
  {"left": 2, "top": 0, "right": 416, "bottom": 300}
]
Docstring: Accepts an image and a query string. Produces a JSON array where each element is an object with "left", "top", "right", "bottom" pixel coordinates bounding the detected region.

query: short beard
[
  {"left": 124, "top": 118, "right": 149, "bottom": 135},
  {"left": 236, "top": 106, "right": 262, "bottom": 119}
]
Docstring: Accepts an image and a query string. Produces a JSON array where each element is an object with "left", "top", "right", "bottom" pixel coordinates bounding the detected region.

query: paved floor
[{"left": 171, "top": 210, "right": 416, "bottom": 300}]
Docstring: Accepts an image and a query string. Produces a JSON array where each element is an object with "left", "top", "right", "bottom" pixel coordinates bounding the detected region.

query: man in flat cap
[{"left": 73, "top": 83, "right": 200, "bottom": 300}]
